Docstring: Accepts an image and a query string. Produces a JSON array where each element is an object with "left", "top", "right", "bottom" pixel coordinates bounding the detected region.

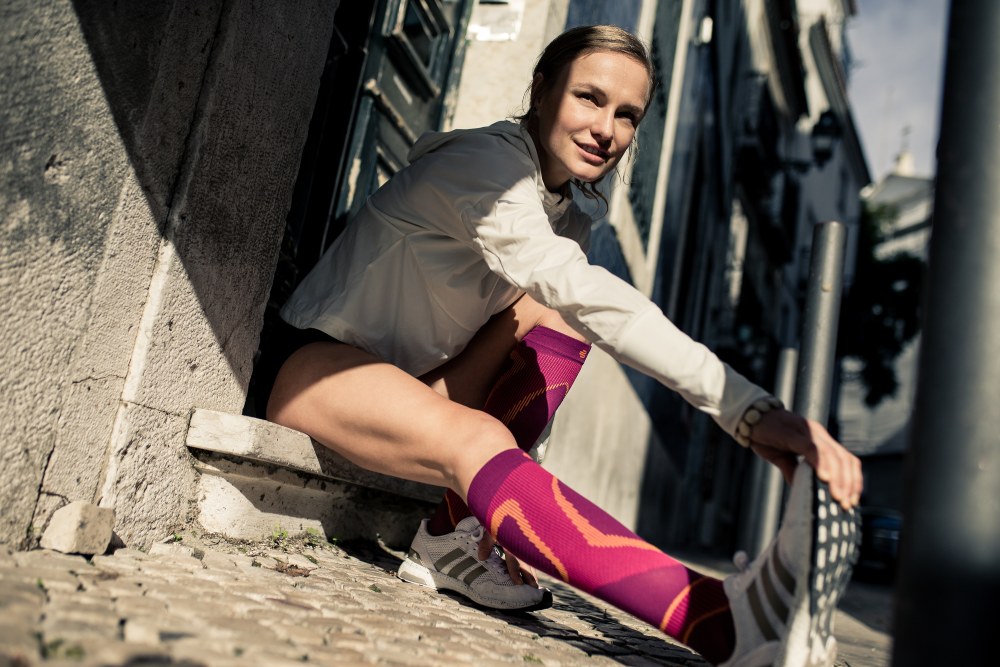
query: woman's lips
[{"left": 576, "top": 142, "right": 611, "bottom": 164}]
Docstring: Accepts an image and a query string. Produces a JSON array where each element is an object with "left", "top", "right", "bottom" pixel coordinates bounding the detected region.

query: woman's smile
[{"left": 576, "top": 142, "right": 612, "bottom": 163}]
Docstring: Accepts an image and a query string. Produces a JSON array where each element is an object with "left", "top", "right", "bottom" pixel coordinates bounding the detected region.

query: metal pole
[
  {"left": 793, "top": 222, "right": 846, "bottom": 423},
  {"left": 893, "top": 1, "right": 1000, "bottom": 663},
  {"left": 739, "top": 348, "right": 796, "bottom": 556},
  {"left": 739, "top": 222, "right": 844, "bottom": 558}
]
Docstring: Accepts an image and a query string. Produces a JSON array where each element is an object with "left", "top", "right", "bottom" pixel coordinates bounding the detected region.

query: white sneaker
[
  {"left": 397, "top": 516, "right": 553, "bottom": 612},
  {"left": 721, "top": 461, "right": 860, "bottom": 667}
]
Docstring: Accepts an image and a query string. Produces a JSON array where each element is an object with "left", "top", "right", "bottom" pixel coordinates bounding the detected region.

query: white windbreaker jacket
[{"left": 281, "top": 121, "right": 770, "bottom": 437}]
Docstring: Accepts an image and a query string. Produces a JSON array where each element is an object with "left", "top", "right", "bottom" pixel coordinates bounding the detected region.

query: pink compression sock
[
  {"left": 467, "top": 449, "right": 735, "bottom": 664},
  {"left": 429, "top": 327, "right": 590, "bottom": 533}
]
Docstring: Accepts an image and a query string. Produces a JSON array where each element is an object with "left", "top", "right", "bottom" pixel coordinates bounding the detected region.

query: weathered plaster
[
  {"left": 2, "top": 0, "right": 340, "bottom": 548},
  {"left": 117, "top": 0, "right": 338, "bottom": 417},
  {"left": 1, "top": 2, "right": 137, "bottom": 546}
]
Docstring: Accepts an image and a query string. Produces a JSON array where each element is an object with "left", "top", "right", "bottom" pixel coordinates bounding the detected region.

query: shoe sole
[
  {"left": 777, "top": 471, "right": 861, "bottom": 667},
  {"left": 397, "top": 557, "right": 553, "bottom": 612}
]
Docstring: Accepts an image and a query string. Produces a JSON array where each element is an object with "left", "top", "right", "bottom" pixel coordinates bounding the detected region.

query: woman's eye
[{"left": 578, "top": 92, "right": 597, "bottom": 103}]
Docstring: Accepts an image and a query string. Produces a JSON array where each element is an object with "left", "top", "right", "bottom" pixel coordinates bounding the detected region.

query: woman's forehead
[{"left": 560, "top": 51, "right": 651, "bottom": 103}]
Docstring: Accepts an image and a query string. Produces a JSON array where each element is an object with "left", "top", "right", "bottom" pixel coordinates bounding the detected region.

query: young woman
[{"left": 266, "top": 25, "right": 863, "bottom": 667}]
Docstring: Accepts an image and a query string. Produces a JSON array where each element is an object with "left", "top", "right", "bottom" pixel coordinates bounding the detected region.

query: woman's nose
[{"left": 592, "top": 111, "right": 614, "bottom": 141}]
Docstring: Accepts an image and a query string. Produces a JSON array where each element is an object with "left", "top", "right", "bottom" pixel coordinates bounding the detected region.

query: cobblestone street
[{"left": 0, "top": 531, "right": 892, "bottom": 667}]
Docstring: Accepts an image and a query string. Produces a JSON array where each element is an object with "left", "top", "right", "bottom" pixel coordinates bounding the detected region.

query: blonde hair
[{"left": 517, "top": 25, "right": 655, "bottom": 210}]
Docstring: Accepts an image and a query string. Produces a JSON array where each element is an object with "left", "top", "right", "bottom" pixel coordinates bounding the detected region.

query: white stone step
[{"left": 186, "top": 409, "right": 443, "bottom": 548}]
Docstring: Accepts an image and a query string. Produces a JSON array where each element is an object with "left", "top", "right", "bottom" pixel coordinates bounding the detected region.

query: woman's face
[{"left": 533, "top": 50, "right": 650, "bottom": 191}]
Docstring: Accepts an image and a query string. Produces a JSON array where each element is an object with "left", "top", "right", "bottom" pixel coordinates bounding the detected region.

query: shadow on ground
[{"left": 340, "top": 539, "right": 709, "bottom": 666}]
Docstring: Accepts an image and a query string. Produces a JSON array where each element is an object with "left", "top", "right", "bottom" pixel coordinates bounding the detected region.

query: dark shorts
[{"left": 250, "top": 318, "right": 342, "bottom": 417}]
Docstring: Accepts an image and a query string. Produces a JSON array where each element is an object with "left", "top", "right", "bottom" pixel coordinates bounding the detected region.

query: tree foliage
[{"left": 838, "top": 203, "right": 926, "bottom": 406}]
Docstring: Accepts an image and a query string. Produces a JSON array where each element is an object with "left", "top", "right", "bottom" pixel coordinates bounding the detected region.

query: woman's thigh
[
  {"left": 267, "top": 341, "right": 516, "bottom": 496},
  {"left": 420, "top": 294, "right": 587, "bottom": 407}
]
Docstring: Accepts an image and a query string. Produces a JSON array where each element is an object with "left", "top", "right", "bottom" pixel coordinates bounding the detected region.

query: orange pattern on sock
[
  {"left": 550, "top": 477, "right": 662, "bottom": 553},
  {"left": 489, "top": 497, "right": 568, "bottom": 580}
]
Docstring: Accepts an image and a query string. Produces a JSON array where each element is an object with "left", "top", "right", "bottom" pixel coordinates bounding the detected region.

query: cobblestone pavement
[{"left": 0, "top": 534, "right": 891, "bottom": 666}]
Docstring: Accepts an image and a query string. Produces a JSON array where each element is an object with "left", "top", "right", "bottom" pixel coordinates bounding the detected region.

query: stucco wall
[{"left": 1, "top": 0, "right": 338, "bottom": 548}]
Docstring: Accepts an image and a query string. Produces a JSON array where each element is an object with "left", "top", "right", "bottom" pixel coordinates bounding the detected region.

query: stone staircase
[{"left": 186, "top": 409, "right": 442, "bottom": 548}]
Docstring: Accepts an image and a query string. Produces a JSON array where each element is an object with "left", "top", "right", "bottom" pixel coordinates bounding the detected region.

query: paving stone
[
  {"left": 87, "top": 557, "right": 144, "bottom": 578},
  {"left": 0, "top": 623, "right": 40, "bottom": 662},
  {"left": 199, "top": 549, "right": 245, "bottom": 570},
  {"left": 88, "top": 577, "right": 152, "bottom": 599},
  {"left": 158, "top": 597, "right": 234, "bottom": 621},
  {"left": 12, "top": 551, "right": 90, "bottom": 570},
  {"left": 46, "top": 590, "right": 114, "bottom": 610},
  {"left": 300, "top": 646, "right": 370, "bottom": 665},
  {"left": 234, "top": 648, "right": 313, "bottom": 667},
  {"left": 48, "top": 638, "right": 172, "bottom": 667},
  {"left": 120, "top": 618, "right": 161, "bottom": 646},
  {"left": 0, "top": 576, "right": 48, "bottom": 604},
  {"left": 6, "top": 568, "right": 79, "bottom": 594},
  {"left": 150, "top": 542, "right": 199, "bottom": 559},
  {"left": 41, "top": 610, "right": 119, "bottom": 637},
  {"left": 108, "top": 548, "right": 151, "bottom": 560}
]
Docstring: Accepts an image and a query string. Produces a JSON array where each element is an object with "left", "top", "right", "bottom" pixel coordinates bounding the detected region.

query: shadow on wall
[
  {"left": 69, "top": 0, "right": 337, "bottom": 400},
  {"left": 70, "top": 1, "right": 184, "bottom": 229}
]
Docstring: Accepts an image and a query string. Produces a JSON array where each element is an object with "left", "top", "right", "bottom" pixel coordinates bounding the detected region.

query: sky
[{"left": 845, "top": 0, "right": 951, "bottom": 179}]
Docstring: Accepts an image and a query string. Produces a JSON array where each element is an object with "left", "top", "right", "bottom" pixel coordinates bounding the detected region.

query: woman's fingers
[
  {"left": 477, "top": 532, "right": 538, "bottom": 587},
  {"left": 477, "top": 532, "right": 496, "bottom": 561},
  {"left": 806, "top": 419, "right": 863, "bottom": 509},
  {"left": 519, "top": 562, "right": 539, "bottom": 588},
  {"left": 752, "top": 410, "right": 864, "bottom": 509},
  {"left": 504, "top": 552, "right": 525, "bottom": 585}
]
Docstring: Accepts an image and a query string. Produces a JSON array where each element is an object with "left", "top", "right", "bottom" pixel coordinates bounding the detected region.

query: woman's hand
[
  {"left": 477, "top": 532, "right": 539, "bottom": 587},
  {"left": 748, "top": 408, "right": 863, "bottom": 510}
]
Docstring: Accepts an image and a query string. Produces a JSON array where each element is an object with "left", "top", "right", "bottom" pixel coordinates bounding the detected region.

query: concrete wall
[{"left": 1, "top": 0, "right": 338, "bottom": 548}]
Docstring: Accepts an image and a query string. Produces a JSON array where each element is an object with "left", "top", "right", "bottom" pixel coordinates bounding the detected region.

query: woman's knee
[{"left": 442, "top": 410, "right": 518, "bottom": 488}]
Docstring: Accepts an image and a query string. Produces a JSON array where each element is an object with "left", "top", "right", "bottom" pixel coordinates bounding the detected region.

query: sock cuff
[{"left": 522, "top": 326, "right": 591, "bottom": 363}]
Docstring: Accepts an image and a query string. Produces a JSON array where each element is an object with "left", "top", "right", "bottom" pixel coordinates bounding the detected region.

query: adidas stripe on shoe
[
  {"left": 721, "top": 461, "right": 860, "bottom": 667},
  {"left": 397, "top": 516, "right": 553, "bottom": 612}
]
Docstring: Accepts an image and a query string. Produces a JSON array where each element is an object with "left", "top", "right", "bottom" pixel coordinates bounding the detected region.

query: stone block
[
  {"left": 193, "top": 453, "right": 433, "bottom": 549},
  {"left": 148, "top": 542, "right": 197, "bottom": 559},
  {"left": 39, "top": 502, "right": 114, "bottom": 555},
  {"left": 99, "top": 403, "right": 196, "bottom": 549}
]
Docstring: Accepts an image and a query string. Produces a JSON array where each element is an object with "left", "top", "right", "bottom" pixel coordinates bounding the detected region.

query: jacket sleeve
[{"left": 462, "top": 176, "right": 770, "bottom": 436}]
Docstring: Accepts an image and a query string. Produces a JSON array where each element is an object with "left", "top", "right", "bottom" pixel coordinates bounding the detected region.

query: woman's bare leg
[
  {"left": 266, "top": 295, "right": 583, "bottom": 496},
  {"left": 267, "top": 341, "right": 514, "bottom": 496}
]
